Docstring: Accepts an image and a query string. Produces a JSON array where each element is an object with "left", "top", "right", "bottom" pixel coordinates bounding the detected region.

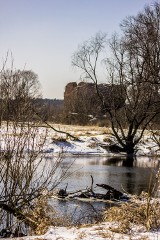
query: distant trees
[
  {"left": 0, "top": 68, "right": 64, "bottom": 123},
  {"left": 34, "top": 98, "right": 64, "bottom": 123},
  {"left": 72, "top": 2, "right": 160, "bottom": 159},
  {"left": 0, "top": 69, "right": 40, "bottom": 123}
]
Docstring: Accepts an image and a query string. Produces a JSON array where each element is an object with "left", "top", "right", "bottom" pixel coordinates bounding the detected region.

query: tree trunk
[
  {"left": 123, "top": 141, "right": 135, "bottom": 166},
  {"left": 123, "top": 155, "right": 134, "bottom": 167}
]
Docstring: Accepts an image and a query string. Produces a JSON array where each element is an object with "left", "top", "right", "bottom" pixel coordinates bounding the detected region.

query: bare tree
[
  {"left": 0, "top": 124, "right": 66, "bottom": 230},
  {"left": 72, "top": 32, "right": 107, "bottom": 102},
  {"left": 0, "top": 64, "right": 68, "bottom": 234},
  {"left": 72, "top": 2, "right": 160, "bottom": 162}
]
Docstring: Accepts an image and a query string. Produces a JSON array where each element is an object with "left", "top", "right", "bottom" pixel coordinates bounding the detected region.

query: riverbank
[
  {"left": 11, "top": 222, "right": 160, "bottom": 240},
  {"left": 11, "top": 195, "right": 160, "bottom": 239},
  {"left": 42, "top": 124, "right": 160, "bottom": 157}
]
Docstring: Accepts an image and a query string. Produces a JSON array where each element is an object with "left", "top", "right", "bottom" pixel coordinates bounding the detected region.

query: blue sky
[{"left": 0, "top": 0, "right": 155, "bottom": 99}]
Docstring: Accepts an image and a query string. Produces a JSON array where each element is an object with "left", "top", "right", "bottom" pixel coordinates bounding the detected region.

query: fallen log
[
  {"left": 56, "top": 181, "right": 129, "bottom": 202},
  {"left": 96, "top": 184, "right": 129, "bottom": 201}
]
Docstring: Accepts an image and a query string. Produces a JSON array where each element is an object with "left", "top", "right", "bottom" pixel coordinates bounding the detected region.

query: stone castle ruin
[{"left": 64, "top": 82, "right": 126, "bottom": 125}]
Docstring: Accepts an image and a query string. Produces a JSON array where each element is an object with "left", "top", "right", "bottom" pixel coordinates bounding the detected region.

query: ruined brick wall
[{"left": 63, "top": 81, "right": 126, "bottom": 124}]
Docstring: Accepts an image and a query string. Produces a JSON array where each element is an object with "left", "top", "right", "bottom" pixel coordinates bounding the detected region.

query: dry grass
[
  {"left": 104, "top": 198, "right": 160, "bottom": 234},
  {"left": 49, "top": 124, "right": 112, "bottom": 136},
  {"left": 98, "top": 231, "right": 114, "bottom": 239},
  {"left": 87, "top": 142, "right": 99, "bottom": 148},
  {"left": 51, "top": 136, "right": 67, "bottom": 142},
  {"left": 33, "top": 239, "right": 48, "bottom": 240},
  {"left": 103, "top": 137, "right": 114, "bottom": 143},
  {"left": 76, "top": 232, "right": 87, "bottom": 239},
  {"left": 104, "top": 165, "right": 160, "bottom": 235},
  {"left": 26, "top": 197, "right": 71, "bottom": 235}
]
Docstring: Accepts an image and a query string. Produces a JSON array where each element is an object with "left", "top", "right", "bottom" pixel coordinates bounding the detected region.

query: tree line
[{"left": 0, "top": 69, "right": 63, "bottom": 124}]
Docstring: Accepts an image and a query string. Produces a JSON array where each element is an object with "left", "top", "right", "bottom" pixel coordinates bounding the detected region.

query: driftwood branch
[
  {"left": 57, "top": 180, "right": 129, "bottom": 202},
  {"left": 96, "top": 184, "right": 124, "bottom": 200},
  {"left": 33, "top": 108, "right": 79, "bottom": 140},
  {"left": 90, "top": 175, "right": 94, "bottom": 192}
]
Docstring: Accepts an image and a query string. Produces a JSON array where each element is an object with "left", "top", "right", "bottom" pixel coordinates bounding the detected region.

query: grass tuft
[{"left": 104, "top": 197, "right": 160, "bottom": 234}]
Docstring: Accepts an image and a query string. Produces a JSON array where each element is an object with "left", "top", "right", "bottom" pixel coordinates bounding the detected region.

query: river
[{"left": 49, "top": 156, "right": 160, "bottom": 224}]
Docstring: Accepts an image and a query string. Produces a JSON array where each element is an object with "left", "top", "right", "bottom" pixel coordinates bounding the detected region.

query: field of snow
[
  {"left": 1, "top": 123, "right": 160, "bottom": 157},
  {"left": 42, "top": 124, "right": 160, "bottom": 157}
]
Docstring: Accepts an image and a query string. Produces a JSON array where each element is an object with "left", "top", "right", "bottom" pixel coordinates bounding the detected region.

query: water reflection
[
  {"left": 88, "top": 157, "right": 124, "bottom": 166},
  {"left": 50, "top": 198, "right": 110, "bottom": 224},
  {"left": 59, "top": 156, "right": 159, "bottom": 195}
]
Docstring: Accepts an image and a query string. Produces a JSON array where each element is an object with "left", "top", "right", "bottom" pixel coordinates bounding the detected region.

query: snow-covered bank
[
  {"left": 12, "top": 222, "right": 160, "bottom": 240},
  {"left": 1, "top": 123, "right": 160, "bottom": 157},
  {"left": 43, "top": 124, "right": 160, "bottom": 157}
]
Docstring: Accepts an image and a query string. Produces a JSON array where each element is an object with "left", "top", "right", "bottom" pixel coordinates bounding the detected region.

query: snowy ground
[
  {"left": 1, "top": 123, "right": 160, "bottom": 157},
  {"left": 10, "top": 223, "right": 160, "bottom": 240},
  {"left": 42, "top": 124, "right": 160, "bottom": 157},
  {"left": 1, "top": 123, "right": 160, "bottom": 239}
]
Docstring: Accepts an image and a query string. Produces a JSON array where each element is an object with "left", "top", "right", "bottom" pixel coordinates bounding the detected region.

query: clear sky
[{"left": 0, "top": 0, "right": 156, "bottom": 99}]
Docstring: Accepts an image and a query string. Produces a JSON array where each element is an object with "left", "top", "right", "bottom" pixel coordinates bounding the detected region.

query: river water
[
  {"left": 50, "top": 156, "right": 160, "bottom": 224},
  {"left": 59, "top": 156, "right": 159, "bottom": 194}
]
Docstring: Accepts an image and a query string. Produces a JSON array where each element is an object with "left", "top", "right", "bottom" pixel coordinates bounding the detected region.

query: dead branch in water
[{"left": 56, "top": 176, "right": 129, "bottom": 202}]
